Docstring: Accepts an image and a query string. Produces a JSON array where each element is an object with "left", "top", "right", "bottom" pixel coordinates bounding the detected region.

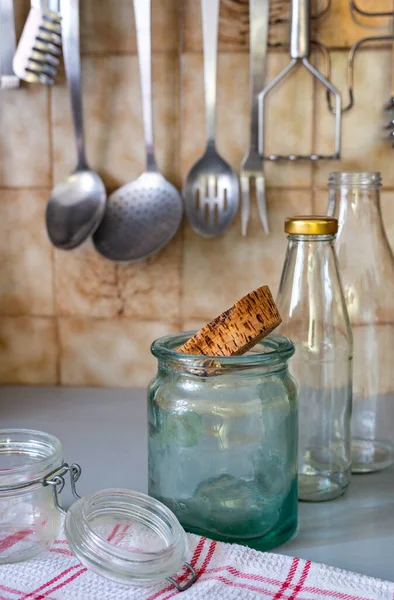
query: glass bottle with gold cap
[{"left": 276, "top": 216, "right": 352, "bottom": 501}]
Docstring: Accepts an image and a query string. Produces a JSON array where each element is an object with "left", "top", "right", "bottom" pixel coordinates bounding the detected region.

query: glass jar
[
  {"left": 328, "top": 172, "right": 394, "bottom": 473},
  {"left": 0, "top": 429, "right": 196, "bottom": 590},
  {"left": 0, "top": 429, "right": 63, "bottom": 564},
  {"left": 148, "top": 332, "right": 298, "bottom": 551},
  {"left": 276, "top": 217, "right": 352, "bottom": 502}
]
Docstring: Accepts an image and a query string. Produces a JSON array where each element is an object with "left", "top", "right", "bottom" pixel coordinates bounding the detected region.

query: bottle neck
[
  {"left": 286, "top": 233, "right": 335, "bottom": 243},
  {"left": 328, "top": 182, "right": 387, "bottom": 244},
  {"left": 278, "top": 233, "right": 339, "bottom": 304},
  {"left": 277, "top": 233, "right": 352, "bottom": 351}
]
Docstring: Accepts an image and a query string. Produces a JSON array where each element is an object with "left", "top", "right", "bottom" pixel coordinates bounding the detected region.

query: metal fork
[{"left": 240, "top": 0, "right": 270, "bottom": 236}]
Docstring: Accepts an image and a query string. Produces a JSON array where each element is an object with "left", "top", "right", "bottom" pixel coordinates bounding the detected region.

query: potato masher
[{"left": 257, "top": 0, "right": 342, "bottom": 224}]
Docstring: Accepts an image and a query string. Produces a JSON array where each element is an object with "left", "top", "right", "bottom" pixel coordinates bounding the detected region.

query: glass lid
[{"left": 64, "top": 488, "right": 194, "bottom": 588}]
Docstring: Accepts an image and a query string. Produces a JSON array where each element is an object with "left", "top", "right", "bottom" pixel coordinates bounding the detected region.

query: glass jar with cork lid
[{"left": 148, "top": 287, "right": 298, "bottom": 551}]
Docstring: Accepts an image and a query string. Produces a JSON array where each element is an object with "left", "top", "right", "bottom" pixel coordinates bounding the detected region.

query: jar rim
[
  {"left": 328, "top": 171, "right": 381, "bottom": 188},
  {"left": 0, "top": 429, "right": 63, "bottom": 490},
  {"left": 65, "top": 489, "right": 189, "bottom": 586},
  {"left": 151, "top": 332, "right": 295, "bottom": 366}
]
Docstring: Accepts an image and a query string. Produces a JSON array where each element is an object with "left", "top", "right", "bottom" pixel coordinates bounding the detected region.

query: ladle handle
[
  {"left": 61, "top": 0, "right": 87, "bottom": 169},
  {"left": 290, "top": 0, "right": 310, "bottom": 59},
  {"left": 201, "top": 0, "right": 219, "bottom": 145},
  {"left": 133, "top": 0, "right": 156, "bottom": 170}
]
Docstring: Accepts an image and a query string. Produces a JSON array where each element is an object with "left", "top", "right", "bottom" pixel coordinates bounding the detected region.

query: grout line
[
  {"left": 80, "top": 49, "right": 180, "bottom": 58},
  {"left": 54, "top": 316, "right": 61, "bottom": 386},
  {"left": 47, "top": 85, "right": 61, "bottom": 384},
  {"left": 311, "top": 49, "right": 318, "bottom": 213},
  {"left": 0, "top": 314, "right": 184, "bottom": 323},
  {"left": 0, "top": 186, "right": 53, "bottom": 191},
  {"left": 177, "top": 0, "right": 184, "bottom": 328},
  {"left": 47, "top": 87, "right": 54, "bottom": 188},
  {"left": 2, "top": 184, "right": 394, "bottom": 193},
  {"left": 71, "top": 46, "right": 392, "bottom": 59}
]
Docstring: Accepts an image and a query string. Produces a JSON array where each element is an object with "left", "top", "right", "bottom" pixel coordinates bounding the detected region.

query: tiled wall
[{"left": 0, "top": 0, "right": 394, "bottom": 388}]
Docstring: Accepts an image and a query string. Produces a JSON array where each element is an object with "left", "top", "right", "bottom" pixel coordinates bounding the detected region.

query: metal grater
[{"left": 13, "top": 0, "right": 61, "bottom": 85}]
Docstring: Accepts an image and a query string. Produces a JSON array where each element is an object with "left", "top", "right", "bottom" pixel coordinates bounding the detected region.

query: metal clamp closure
[
  {"left": 167, "top": 563, "right": 197, "bottom": 592},
  {"left": 43, "top": 463, "right": 82, "bottom": 515}
]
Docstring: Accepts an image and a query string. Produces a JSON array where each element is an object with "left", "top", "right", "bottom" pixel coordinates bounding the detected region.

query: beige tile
[
  {"left": 0, "top": 86, "right": 50, "bottom": 186},
  {"left": 317, "top": 0, "right": 393, "bottom": 48},
  {"left": 314, "top": 49, "right": 393, "bottom": 187},
  {"left": 181, "top": 52, "right": 313, "bottom": 188},
  {"left": 182, "top": 319, "right": 206, "bottom": 332},
  {"left": 181, "top": 189, "right": 313, "bottom": 321},
  {"left": 80, "top": 0, "right": 179, "bottom": 54},
  {"left": 0, "top": 190, "right": 53, "bottom": 316},
  {"left": 52, "top": 54, "right": 179, "bottom": 190},
  {"left": 181, "top": 0, "right": 291, "bottom": 52},
  {"left": 0, "top": 317, "right": 57, "bottom": 384},
  {"left": 314, "top": 188, "right": 330, "bottom": 214},
  {"left": 54, "top": 234, "right": 181, "bottom": 321},
  {"left": 59, "top": 318, "right": 179, "bottom": 387}
]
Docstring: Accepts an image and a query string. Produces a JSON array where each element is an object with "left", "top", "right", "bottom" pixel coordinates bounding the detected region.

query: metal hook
[
  {"left": 326, "top": 35, "right": 392, "bottom": 114},
  {"left": 43, "top": 463, "right": 82, "bottom": 515},
  {"left": 45, "top": 474, "right": 67, "bottom": 515},
  {"left": 69, "top": 463, "right": 81, "bottom": 499}
]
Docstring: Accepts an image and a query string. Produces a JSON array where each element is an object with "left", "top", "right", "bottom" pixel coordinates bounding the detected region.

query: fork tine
[
  {"left": 240, "top": 175, "right": 251, "bottom": 237},
  {"left": 255, "top": 176, "right": 269, "bottom": 235}
]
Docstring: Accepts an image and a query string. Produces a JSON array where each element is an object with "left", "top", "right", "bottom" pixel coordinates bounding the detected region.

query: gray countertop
[{"left": 0, "top": 386, "right": 393, "bottom": 583}]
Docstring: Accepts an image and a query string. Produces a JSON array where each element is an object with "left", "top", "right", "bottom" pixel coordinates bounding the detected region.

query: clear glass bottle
[
  {"left": 328, "top": 172, "right": 394, "bottom": 473},
  {"left": 276, "top": 217, "right": 352, "bottom": 501},
  {"left": 148, "top": 332, "right": 298, "bottom": 551}
]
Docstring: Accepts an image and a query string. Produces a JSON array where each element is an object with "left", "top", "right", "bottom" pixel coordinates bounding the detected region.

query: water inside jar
[{"left": 149, "top": 377, "right": 297, "bottom": 541}]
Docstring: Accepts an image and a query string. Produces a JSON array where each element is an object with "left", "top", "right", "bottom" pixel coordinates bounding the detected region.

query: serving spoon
[{"left": 46, "top": 0, "right": 106, "bottom": 250}]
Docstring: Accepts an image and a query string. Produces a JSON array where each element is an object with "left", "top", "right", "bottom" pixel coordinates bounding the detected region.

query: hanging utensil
[
  {"left": 13, "top": 0, "right": 61, "bottom": 85},
  {"left": 183, "top": 0, "right": 239, "bottom": 238},
  {"left": 258, "top": 0, "right": 342, "bottom": 202},
  {"left": 92, "top": 0, "right": 182, "bottom": 263},
  {"left": 240, "top": 0, "right": 270, "bottom": 236},
  {"left": 45, "top": 0, "right": 106, "bottom": 250}
]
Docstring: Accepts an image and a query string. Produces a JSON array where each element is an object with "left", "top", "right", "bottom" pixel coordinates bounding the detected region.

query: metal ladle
[
  {"left": 46, "top": 0, "right": 106, "bottom": 250},
  {"left": 92, "top": 0, "right": 182, "bottom": 263}
]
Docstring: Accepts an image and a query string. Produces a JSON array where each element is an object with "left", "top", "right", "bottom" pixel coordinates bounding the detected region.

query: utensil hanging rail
[
  {"left": 349, "top": 0, "right": 393, "bottom": 18},
  {"left": 325, "top": 35, "right": 393, "bottom": 114},
  {"left": 270, "top": 0, "right": 331, "bottom": 24}
]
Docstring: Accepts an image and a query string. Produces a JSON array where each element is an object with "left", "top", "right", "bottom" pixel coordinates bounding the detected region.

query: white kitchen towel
[{"left": 0, "top": 532, "right": 393, "bottom": 600}]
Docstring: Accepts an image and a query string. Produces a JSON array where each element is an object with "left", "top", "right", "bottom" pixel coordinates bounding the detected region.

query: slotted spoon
[
  {"left": 93, "top": 0, "right": 182, "bottom": 263},
  {"left": 183, "top": 0, "right": 239, "bottom": 238}
]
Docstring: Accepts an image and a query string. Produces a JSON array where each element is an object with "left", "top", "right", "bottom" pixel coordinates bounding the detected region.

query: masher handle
[{"left": 290, "top": 0, "right": 310, "bottom": 59}]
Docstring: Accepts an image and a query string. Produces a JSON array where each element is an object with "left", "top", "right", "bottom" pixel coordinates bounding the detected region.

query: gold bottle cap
[{"left": 285, "top": 216, "right": 338, "bottom": 235}]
